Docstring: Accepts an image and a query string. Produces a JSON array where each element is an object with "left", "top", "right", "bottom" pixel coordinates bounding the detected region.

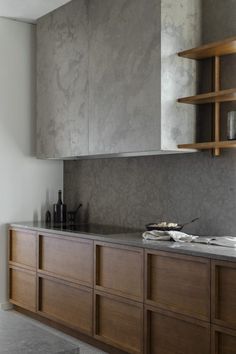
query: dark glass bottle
[{"left": 53, "top": 190, "right": 67, "bottom": 225}]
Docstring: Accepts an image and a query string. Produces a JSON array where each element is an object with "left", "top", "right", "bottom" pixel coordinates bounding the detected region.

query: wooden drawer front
[
  {"left": 9, "top": 230, "right": 36, "bottom": 269},
  {"left": 38, "top": 276, "right": 93, "bottom": 335},
  {"left": 39, "top": 235, "right": 93, "bottom": 286},
  {"left": 212, "top": 325, "right": 236, "bottom": 354},
  {"left": 95, "top": 243, "right": 143, "bottom": 301},
  {"left": 145, "top": 306, "right": 210, "bottom": 354},
  {"left": 212, "top": 260, "right": 236, "bottom": 329},
  {"left": 145, "top": 251, "right": 210, "bottom": 320},
  {"left": 9, "top": 267, "right": 36, "bottom": 311},
  {"left": 94, "top": 292, "right": 143, "bottom": 354}
]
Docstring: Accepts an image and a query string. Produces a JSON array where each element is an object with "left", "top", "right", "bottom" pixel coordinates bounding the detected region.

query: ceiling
[{"left": 0, "top": 0, "right": 72, "bottom": 23}]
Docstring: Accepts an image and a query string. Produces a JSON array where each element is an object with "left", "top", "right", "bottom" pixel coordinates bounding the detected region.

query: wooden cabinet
[
  {"left": 10, "top": 226, "right": 236, "bottom": 354},
  {"left": 145, "top": 306, "right": 210, "bottom": 354},
  {"left": 9, "top": 266, "right": 36, "bottom": 311},
  {"left": 38, "top": 275, "right": 93, "bottom": 335},
  {"left": 212, "top": 260, "right": 236, "bottom": 330},
  {"left": 38, "top": 234, "right": 93, "bottom": 287},
  {"left": 145, "top": 250, "right": 210, "bottom": 321},
  {"left": 212, "top": 325, "right": 236, "bottom": 354},
  {"left": 94, "top": 291, "right": 143, "bottom": 354},
  {"left": 9, "top": 229, "right": 36, "bottom": 269},
  {"left": 9, "top": 229, "right": 37, "bottom": 311},
  {"left": 95, "top": 242, "right": 143, "bottom": 301}
]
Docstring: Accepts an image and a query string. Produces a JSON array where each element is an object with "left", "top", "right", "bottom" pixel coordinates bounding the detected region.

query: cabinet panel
[
  {"left": 145, "top": 306, "right": 210, "bottom": 354},
  {"left": 89, "top": 0, "right": 161, "bottom": 155},
  {"left": 95, "top": 243, "right": 143, "bottom": 301},
  {"left": 37, "top": 0, "right": 89, "bottom": 158},
  {"left": 212, "top": 260, "right": 236, "bottom": 329},
  {"left": 38, "top": 276, "right": 93, "bottom": 335},
  {"left": 9, "top": 229, "right": 36, "bottom": 269},
  {"left": 39, "top": 234, "right": 93, "bottom": 286},
  {"left": 9, "top": 267, "right": 36, "bottom": 311},
  {"left": 212, "top": 325, "right": 236, "bottom": 354},
  {"left": 94, "top": 292, "right": 143, "bottom": 354},
  {"left": 145, "top": 250, "right": 210, "bottom": 321}
]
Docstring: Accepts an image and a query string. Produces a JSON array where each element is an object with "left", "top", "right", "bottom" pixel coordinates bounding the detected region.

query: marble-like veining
[
  {"left": 37, "top": 0, "right": 89, "bottom": 158},
  {"left": 37, "top": 0, "right": 201, "bottom": 158},
  {"left": 161, "top": 0, "right": 201, "bottom": 150}
]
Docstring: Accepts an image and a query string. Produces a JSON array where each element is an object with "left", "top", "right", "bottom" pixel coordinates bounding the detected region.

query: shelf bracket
[{"left": 213, "top": 56, "right": 221, "bottom": 156}]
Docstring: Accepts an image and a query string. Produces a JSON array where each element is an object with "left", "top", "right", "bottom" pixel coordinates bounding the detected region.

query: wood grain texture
[
  {"left": 95, "top": 242, "right": 143, "bottom": 301},
  {"left": 178, "top": 36, "right": 236, "bottom": 59},
  {"left": 212, "top": 260, "right": 236, "bottom": 330},
  {"left": 38, "top": 234, "right": 93, "bottom": 286},
  {"left": 38, "top": 275, "right": 93, "bottom": 335},
  {"left": 212, "top": 325, "right": 236, "bottom": 354},
  {"left": 94, "top": 291, "right": 143, "bottom": 354},
  {"left": 9, "top": 229, "right": 36, "bottom": 269},
  {"left": 213, "top": 56, "right": 221, "bottom": 156},
  {"left": 178, "top": 88, "right": 236, "bottom": 104},
  {"left": 178, "top": 140, "right": 236, "bottom": 150},
  {"left": 145, "top": 250, "right": 210, "bottom": 321},
  {"left": 9, "top": 266, "right": 36, "bottom": 312},
  {"left": 145, "top": 305, "right": 210, "bottom": 354}
]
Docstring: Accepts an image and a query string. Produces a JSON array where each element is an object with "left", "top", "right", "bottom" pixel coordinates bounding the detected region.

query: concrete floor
[{"left": 0, "top": 310, "right": 107, "bottom": 354}]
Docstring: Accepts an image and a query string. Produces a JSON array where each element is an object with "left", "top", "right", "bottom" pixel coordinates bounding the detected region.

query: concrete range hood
[{"left": 36, "top": 0, "right": 202, "bottom": 160}]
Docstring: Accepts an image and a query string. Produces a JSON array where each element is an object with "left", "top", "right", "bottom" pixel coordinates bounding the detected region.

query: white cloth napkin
[
  {"left": 142, "top": 230, "right": 198, "bottom": 242},
  {"left": 142, "top": 230, "right": 236, "bottom": 248}
]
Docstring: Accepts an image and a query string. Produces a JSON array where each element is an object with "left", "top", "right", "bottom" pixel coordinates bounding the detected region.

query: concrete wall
[
  {"left": 0, "top": 18, "right": 63, "bottom": 308},
  {"left": 64, "top": 0, "right": 236, "bottom": 237}
]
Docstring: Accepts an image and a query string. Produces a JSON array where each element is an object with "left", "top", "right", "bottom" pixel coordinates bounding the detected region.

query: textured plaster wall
[{"left": 64, "top": 0, "right": 236, "bottom": 237}]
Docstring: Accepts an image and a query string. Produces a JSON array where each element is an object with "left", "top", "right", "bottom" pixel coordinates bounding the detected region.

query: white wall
[{"left": 0, "top": 18, "right": 63, "bottom": 308}]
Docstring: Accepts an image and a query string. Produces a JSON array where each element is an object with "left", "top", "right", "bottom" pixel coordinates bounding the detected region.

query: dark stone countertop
[{"left": 10, "top": 221, "right": 236, "bottom": 262}]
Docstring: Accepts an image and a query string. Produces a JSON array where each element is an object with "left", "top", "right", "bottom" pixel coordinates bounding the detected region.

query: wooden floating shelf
[
  {"left": 178, "top": 140, "right": 236, "bottom": 150},
  {"left": 178, "top": 36, "right": 236, "bottom": 60},
  {"left": 178, "top": 88, "right": 236, "bottom": 105}
]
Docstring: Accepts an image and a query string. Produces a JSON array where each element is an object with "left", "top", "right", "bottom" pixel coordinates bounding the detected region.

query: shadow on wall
[{"left": 0, "top": 22, "right": 36, "bottom": 158}]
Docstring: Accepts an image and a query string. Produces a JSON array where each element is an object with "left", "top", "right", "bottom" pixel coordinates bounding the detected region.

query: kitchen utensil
[
  {"left": 67, "top": 203, "right": 82, "bottom": 225},
  {"left": 145, "top": 217, "right": 199, "bottom": 231}
]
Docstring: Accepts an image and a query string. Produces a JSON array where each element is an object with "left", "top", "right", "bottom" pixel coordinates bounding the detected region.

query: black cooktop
[{"left": 51, "top": 223, "right": 138, "bottom": 235}]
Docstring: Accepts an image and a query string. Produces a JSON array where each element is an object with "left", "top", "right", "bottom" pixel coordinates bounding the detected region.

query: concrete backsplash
[
  {"left": 64, "top": 150, "right": 236, "bottom": 236},
  {"left": 64, "top": 0, "right": 236, "bottom": 236}
]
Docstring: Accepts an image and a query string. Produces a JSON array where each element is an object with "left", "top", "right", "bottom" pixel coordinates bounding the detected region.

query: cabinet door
[
  {"left": 9, "top": 266, "right": 36, "bottom": 311},
  {"left": 212, "top": 260, "right": 236, "bottom": 330},
  {"left": 9, "top": 229, "right": 36, "bottom": 270},
  {"left": 38, "top": 234, "right": 93, "bottom": 287},
  {"left": 145, "top": 250, "right": 210, "bottom": 321},
  {"left": 89, "top": 0, "right": 161, "bottom": 155},
  {"left": 37, "top": 0, "right": 89, "bottom": 158},
  {"left": 145, "top": 306, "right": 210, "bottom": 354},
  {"left": 95, "top": 242, "right": 143, "bottom": 301},
  {"left": 94, "top": 291, "right": 143, "bottom": 354},
  {"left": 38, "top": 275, "right": 93, "bottom": 335},
  {"left": 212, "top": 325, "right": 236, "bottom": 354}
]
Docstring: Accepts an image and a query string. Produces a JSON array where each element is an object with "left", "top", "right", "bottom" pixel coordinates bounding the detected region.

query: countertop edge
[{"left": 9, "top": 223, "right": 236, "bottom": 263}]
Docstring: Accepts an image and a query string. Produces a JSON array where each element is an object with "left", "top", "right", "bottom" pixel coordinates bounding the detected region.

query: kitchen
[{"left": 1, "top": 0, "right": 236, "bottom": 353}]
